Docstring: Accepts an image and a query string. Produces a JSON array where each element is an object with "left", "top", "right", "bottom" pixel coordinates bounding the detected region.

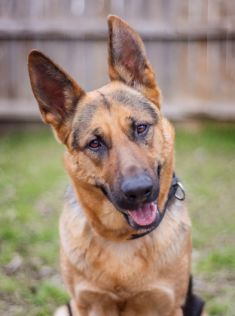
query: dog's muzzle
[{"left": 96, "top": 172, "right": 185, "bottom": 239}]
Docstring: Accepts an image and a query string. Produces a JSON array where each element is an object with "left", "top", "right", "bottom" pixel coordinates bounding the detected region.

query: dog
[{"left": 28, "top": 15, "right": 206, "bottom": 316}]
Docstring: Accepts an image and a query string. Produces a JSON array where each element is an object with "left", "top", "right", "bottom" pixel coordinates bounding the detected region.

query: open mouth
[
  {"left": 96, "top": 181, "right": 161, "bottom": 231},
  {"left": 125, "top": 202, "right": 160, "bottom": 230}
]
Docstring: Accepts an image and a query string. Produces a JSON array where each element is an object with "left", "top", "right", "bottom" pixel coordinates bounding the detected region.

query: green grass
[
  {"left": 175, "top": 124, "right": 235, "bottom": 316},
  {"left": 0, "top": 123, "right": 235, "bottom": 315},
  {"left": 197, "top": 247, "right": 235, "bottom": 273},
  {"left": 0, "top": 128, "right": 68, "bottom": 315}
]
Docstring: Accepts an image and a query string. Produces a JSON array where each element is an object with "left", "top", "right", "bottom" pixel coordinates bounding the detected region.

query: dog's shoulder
[{"left": 59, "top": 186, "right": 90, "bottom": 260}]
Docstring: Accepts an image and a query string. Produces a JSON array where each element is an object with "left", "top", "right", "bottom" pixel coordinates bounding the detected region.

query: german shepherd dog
[{"left": 28, "top": 15, "right": 206, "bottom": 316}]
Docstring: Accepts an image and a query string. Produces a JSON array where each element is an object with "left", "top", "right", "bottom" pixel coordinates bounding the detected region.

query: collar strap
[{"left": 130, "top": 173, "right": 185, "bottom": 240}]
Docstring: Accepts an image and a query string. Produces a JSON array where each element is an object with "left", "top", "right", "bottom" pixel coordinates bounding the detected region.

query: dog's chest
[
  {"left": 73, "top": 235, "right": 188, "bottom": 307},
  {"left": 61, "top": 199, "right": 191, "bottom": 303},
  {"left": 84, "top": 237, "right": 159, "bottom": 292}
]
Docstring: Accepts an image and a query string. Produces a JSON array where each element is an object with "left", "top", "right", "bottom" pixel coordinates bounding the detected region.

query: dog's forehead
[
  {"left": 98, "top": 82, "right": 155, "bottom": 110},
  {"left": 74, "top": 82, "right": 159, "bottom": 123},
  {"left": 70, "top": 82, "right": 159, "bottom": 150}
]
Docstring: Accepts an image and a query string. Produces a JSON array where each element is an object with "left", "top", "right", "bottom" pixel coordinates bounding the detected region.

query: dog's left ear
[{"left": 108, "top": 15, "right": 161, "bottom": 108}]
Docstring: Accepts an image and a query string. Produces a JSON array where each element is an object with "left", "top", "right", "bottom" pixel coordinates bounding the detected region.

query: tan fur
[{"left": 28, "top": 15, "right": 206, "bottom": 316}]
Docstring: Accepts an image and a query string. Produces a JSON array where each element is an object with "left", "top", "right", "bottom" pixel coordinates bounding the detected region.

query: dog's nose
[{"left": 121, "top": 175, "right": 153, "bottom": 202}]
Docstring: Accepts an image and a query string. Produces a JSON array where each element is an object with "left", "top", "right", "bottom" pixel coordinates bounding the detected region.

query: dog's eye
[
  {"left": 88, "top": 139, "right": 102, "bottom": 150},
  {"left": 136, "top": 124, "right": 148, "bottom": 135}
]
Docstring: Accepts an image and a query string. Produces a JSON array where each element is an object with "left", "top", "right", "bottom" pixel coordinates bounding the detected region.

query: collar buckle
[{"left": 175, "top": 181, "right": 185, "bottom": 201}]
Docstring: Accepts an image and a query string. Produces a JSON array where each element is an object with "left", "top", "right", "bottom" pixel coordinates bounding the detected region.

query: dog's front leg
[
  {"left": 120, "top": 288, "right": 175, "bottom": 316},
  {"left": 169, "top": 309, "right": 183, "bottom": 316}
]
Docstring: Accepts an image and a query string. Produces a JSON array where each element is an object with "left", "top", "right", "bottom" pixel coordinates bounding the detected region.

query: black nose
[{"left": 121, "top": 174, "right": 153, "bottom": 202}]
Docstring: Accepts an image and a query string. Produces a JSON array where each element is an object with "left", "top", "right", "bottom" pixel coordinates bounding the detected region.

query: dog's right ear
[{"left": 28, "top": 50, "right": 85, "bottom": 143}]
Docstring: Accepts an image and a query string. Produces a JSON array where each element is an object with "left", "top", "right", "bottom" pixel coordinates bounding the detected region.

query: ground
[{"left": 0, "top": 123, "right": 234, "bottom": 316}]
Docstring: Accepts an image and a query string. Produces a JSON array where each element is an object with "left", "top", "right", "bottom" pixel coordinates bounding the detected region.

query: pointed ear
[
  {"left": 107, "top": 15, "right": 161, "bottom": 108},
  {"left": 28, "top": 50, "right": 85, "bottom": 143}
]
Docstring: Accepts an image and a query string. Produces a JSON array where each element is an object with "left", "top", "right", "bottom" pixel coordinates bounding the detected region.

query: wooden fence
[{"left": 0, "top": 0, "right": 234, "bottom": 121}]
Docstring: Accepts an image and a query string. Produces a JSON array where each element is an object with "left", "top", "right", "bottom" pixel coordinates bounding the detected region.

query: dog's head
[{"left": 28, "top": 16, "right": 175, "bottom": 240}]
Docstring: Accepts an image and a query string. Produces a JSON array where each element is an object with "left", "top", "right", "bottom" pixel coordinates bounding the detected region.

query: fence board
[
  {"left": 0, "top": 20, "right": 234, "bottom": 41},
  {"left": 0, "top": 0, "right": 234, "bottom": 121}
]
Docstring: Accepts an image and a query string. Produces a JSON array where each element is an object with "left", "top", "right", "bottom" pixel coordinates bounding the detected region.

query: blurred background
[
  {"left": 0, "top": 1, "right": 234, "bottom": 315},
  {"left": 0, "top": 0, "right": 235, "bottom": 121}
]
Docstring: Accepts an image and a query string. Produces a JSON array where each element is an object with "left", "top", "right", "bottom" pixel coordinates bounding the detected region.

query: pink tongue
[{"left": 128, "top": 202, "right": 157, "bottom": 226}]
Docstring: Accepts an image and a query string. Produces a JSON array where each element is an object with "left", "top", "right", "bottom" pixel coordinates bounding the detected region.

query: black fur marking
[
  {"left": 110, "top": 90, "right": 158, "bottom": 122},
  {"left": 71, "top": 104, "right": 98, "bottom": 149},
  {"left": 157, "top": 165, "right": 161, "bottom": 178},
  {"left": 71, "top": 127, "right": 81, "bottom": 150},
  {"left": 95, "top": 181, "right": 109, "bottom": 198},
  {"left": 98, "top": 91, "right": 111, "bottom": 110},
  {"left": 67, "top": 302, "right": 73, "bottom": 316},
  {"left": 182, "top": 277, "right": 205, "bottom": 316}
]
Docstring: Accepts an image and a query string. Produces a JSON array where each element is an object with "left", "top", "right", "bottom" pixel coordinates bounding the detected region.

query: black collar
[{"left": 129, "top": 173, "right": 185, "bottom": 240}]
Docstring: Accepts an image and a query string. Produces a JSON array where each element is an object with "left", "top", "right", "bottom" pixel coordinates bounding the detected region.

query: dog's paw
[{"left": 54, "top": 305, "right": 70, "bottom": 316}]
